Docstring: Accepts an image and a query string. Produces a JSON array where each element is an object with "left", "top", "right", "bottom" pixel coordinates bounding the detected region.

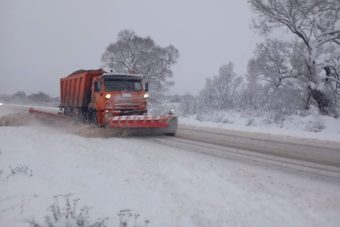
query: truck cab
[{"left": 90, "top": 73, "right": 149, "bottom": 125}]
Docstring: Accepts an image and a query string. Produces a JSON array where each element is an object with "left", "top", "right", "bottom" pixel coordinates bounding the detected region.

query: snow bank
[{"left": 181, "top": 110, "right": 340, "bottom": 142}]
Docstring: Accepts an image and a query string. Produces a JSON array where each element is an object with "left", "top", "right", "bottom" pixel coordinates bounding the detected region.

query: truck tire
[{"left": 88, "top": 111, "right": 97, "bottom": 126}]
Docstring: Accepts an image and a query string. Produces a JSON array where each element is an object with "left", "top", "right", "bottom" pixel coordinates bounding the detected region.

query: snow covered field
[{"left": 1, "top": 106, "right": 340, "bottom": 227}]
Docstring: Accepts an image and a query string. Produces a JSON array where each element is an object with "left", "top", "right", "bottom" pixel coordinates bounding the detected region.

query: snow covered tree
[
  {"left": 248, "top": 39, "right": 293, "bottom": 88},
  {"left": 241, "top": 65, "right": 269, "bottom": 111},
  {"left": 199, "top": 63, "right": 243, "bottom": 111},
  {"left": 249, "top": 0, "right": 340, "bottom": 116},
  {"left": 7, "top": 91, "right": 27, "bottom": 104},
  {"left": 102, "top": 30, "right": 179, "bottom": 100},
  {"left": 179, "top": 93, "right": 198, "bottom": 116},
  {"left": 28, "top": 92, "right": 51, "bottom": 104},
  {"left": 246, "top": 39, "right": 307, "bottom": 116}
]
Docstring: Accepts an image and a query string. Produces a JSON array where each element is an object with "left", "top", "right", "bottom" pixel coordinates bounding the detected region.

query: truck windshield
[{"left": 104, "top": 80, "right": 143, "bottom": 92}]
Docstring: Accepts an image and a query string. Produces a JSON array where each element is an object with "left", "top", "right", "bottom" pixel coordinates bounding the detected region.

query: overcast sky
[{"left": 0, "top": 0, "right": 261, "bottom": 97}]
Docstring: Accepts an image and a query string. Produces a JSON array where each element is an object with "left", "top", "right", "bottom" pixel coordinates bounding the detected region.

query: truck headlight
[
  {"left": 144, "top": 93, "right": 149, "bottom": 98},
  {"left": 105, "top": 94, "right": 111, "bottom": 99}
]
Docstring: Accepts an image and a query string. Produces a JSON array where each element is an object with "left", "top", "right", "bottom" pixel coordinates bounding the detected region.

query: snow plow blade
[
  {"left": 28, "top": 107, "right": 177, "bottom": 136},
  {"left": 106, "top": 115, "right": 172, "bottom": 128},
  {"left": 105, "top": 115, "right": 178, "bottom": 136},
  {"left": 28, "top": 107, "right": 62, "bottom": 118}
]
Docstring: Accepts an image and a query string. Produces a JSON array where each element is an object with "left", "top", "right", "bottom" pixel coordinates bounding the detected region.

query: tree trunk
[
  {"left": 306, "top": 55, "right": 338, "bottom": 117},
  {"left": 308, "top": 87, "right": 338, "bottom": 117}
]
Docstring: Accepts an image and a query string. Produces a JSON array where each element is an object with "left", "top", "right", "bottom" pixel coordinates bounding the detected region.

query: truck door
[{"left": 92, "top": 80, "right": 105, "bottom": 110}]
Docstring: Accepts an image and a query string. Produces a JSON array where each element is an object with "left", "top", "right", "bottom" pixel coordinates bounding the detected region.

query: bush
[
  {"left": 27, "top": 194, "right": 108, "bottom": 227},
  {"left": 6, "top": 164, "right": 33, "bottom": 179},
  {"left": 26, "top": 195, "right": 151, "bottom": 227},
  {"left": 306, "top": 114, "right": 325, "bottom": 132}
]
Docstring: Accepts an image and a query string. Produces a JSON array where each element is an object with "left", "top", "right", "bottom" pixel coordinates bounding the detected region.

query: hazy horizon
[{"left": 1, "top": 0, "right": 261, "bottom": 97}]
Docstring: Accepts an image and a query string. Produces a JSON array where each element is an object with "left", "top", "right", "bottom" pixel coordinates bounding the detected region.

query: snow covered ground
[
  {"left": 180, "top": 110, "right": 340, "bottom": 143},
  {"left": 1, "top": 106, "right": 340, "bottom": 227}
]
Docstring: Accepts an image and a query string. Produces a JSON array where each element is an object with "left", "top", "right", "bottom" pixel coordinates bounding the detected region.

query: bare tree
[
  {"left": 102, "top": 30, "right": 179, "bottom": 99},
  {"left": 247, "top": 39, "right": 307, "bottom": 109},
  {"left": 179, "top": 93, "right": 198, "bottom": 116},
  {"left": 249, "top": 0, "right": 340, "bottom": 116},
  {"left": 248, "top": 39, "right": 294, "bottom": 88},
  {"left": 199, "top": 63, "right": 243, "bottom": 111},
  {"left": 246, "top": 45, "right": 305, "bottom": 121}
]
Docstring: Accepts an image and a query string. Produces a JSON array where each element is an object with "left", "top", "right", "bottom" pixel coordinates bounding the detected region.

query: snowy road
[
  {"left": 1, "top": 105, "right": 340, "bottom": 226},
  {"left": 174, "top": 125, "right": 340, "bottom": 177}
]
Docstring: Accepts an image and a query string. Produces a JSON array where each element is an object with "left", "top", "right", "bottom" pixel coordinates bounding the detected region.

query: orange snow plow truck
[{"left": 31, "top": 69, "right": 177, "bottom": 135}]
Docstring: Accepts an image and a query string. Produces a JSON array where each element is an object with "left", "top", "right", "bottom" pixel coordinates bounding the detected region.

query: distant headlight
[
  {"left": 144, "top": 93, "right": 149, "bottom": 98},
  {"left": 169, "top": 108, "right": 175, "bottom": 115},
  {"left": 0, "top": 102, "right": 3, "bottom": 106},
  {"left": 105, "top": 94, "right": 111, "bottom": 99}
]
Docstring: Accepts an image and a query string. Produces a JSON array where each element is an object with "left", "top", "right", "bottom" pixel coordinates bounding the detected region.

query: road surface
[
  {"left": 173, "top": 124, "right": 340, "bottom": 177},
  {"left": 2, "top": 103, "right": 340, "bottom": 178}
]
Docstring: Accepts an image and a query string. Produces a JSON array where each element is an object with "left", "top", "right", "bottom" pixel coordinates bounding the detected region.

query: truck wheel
[
  {"left": 88, "top": 111, "right": 97, "bottom": 126},
  {"left": 165, "top": 132, "right": 176, "bottom": 136}
]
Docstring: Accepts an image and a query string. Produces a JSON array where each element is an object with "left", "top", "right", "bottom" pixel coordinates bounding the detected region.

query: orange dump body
[{"left": 60, "top": 69, "right": 104, "bottom": 109}]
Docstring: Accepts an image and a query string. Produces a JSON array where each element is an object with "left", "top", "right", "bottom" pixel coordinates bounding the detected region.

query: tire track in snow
[{"left": 149, "top": 136, "right": 340, "bottom": 181}]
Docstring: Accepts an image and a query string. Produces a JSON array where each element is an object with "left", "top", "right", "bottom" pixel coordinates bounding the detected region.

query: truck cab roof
[{"left": 102, "top": 73, "right": 142, "bottom": 81}]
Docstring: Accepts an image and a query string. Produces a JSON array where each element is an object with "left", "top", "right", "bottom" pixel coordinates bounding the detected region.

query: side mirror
[
  {"left": 145, "top": 82, "right": 149, "bottom": 92},
  {"left": 94, "top": 81, "right": 101, "bottom": 92}
]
